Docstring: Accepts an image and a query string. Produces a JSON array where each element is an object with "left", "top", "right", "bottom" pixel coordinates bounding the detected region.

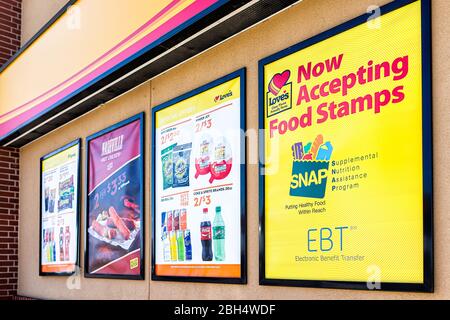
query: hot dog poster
[
  {"left": 260, "top": 0, "right": 432, "bottom": 289},
  {"left": 86, "top": 114, "right": 144, "bottom": 279},
  {"left": 152, "top": 70, "right": 245, "bottom": 282},
  {"left": 40, "top": 140, "right": 80, "bottom": 275}
]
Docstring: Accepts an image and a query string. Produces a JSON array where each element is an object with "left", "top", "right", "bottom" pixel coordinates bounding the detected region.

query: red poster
[{"left": 86, "top": 114, "right": 144, "bottom": 279}]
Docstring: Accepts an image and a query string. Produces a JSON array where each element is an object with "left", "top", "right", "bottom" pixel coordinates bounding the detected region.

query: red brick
[
  {"left": 0, "top": 168, "right": 14, "bottom": 175},
  {"left": 8, "top": 198, "right": 18, "bottom": 204},
  {"left": 0, "top": 2, "right": 12, "bottom": 11},
  {"left": 0, "top": 226, "right": 14, "bottom": 232},
  {"left": 0, "top": 13, "right": 12, "bottom": 21},
  {"left": 0, "top": 35, "right": 11, "bottom": 43},
  {"left": 0, "top": 17, "right": 18, "bottom": 29},
  {"left": 0, "top": 51, "right": 11, "bottom": 59},
  {"left": 8, "top": 220, "right": 17, "bottom": 226},
  {"left": 0, "top": 203, "right": 13, "bottom": 209},
  {"left": 0, "top": 285, "right": 14, "bottom": 290},
  {"left": 0, "top": 148, "right": 19, "bottom": 299},
  {"left": 0, "top": 29, "right": 16, "bottom": 39},
  {"left": 0, "top": 260, "right": 13, "bottom": 267},
  {"left": 0, "top": 191, "right": 14, "bottom": 197},
  {"left": 0, "top": 156, "right": 15, "bottom": 163},
  {"left": 0, "top": 40, "right": 15, "bottom": 51},
  {"left": 0, "top": 45, "right": 11, "bottom": 54}
]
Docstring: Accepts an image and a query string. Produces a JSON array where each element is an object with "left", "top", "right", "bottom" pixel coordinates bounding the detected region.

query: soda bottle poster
[
  {"left": 260, "top": 0, "right": 432, "bottom": 291},
  {"left": 86, "top": 114, "right": 144, "bottom": 279},
  {"left": 40, "top": 140, "right": 80, "bottom": 275},
  {"left": 152, "top": 70, "right": 246, "bottom": 283}
]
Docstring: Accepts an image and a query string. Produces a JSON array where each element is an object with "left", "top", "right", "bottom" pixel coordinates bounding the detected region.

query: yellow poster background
[
  {"left": 263, "top": 1, "right": 424, "bottom": 283},
  {"left": 42, "top": 144, "right": 79, "bottom": 172},
  {"left": 155, "top": 76, "right": 241, "bottom": 129}
]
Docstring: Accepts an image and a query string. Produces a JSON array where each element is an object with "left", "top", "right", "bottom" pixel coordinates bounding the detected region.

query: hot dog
[
  {"left": 108, "top": 206, "right": 131, "bottom": 240},
  {"left": 92, "top": 220, "right": 117, "bottom": 239}
]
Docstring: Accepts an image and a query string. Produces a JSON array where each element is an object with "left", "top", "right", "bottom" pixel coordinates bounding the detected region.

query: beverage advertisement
[
  {"left": 152, "top": 70, "right": 246, "bottom": 282},
  {"left": 40, "top": 140, "right": 80, "bottom": 275},
  {"left": 260, "top": 0, "right": 432, "bottom": 291},
  {"left": 85, "top": 114, "right": 144, "bottom": 279}
]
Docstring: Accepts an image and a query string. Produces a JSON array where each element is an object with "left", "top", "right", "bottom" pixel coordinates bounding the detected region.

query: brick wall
[
  {"left": 0, "top": 0, "right": 22, "bottom": 67},
  {"left": 0, "top": 147, "right": 19, "bottom": 300}
]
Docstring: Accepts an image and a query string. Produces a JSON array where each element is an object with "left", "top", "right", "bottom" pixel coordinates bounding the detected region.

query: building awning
[{"left": 0, "top": 0, "right": 298, "bottom": 147}]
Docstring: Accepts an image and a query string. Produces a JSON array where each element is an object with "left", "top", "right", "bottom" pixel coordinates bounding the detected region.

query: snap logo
[
  {"left": 290, "top": 135, "right": 333, "bottom": 199},
  {"left": 267, "top": 70, "right": 292, "bottom": 117}
]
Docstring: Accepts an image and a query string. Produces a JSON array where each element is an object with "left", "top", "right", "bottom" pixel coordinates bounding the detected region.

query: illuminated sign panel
[{"left": 259, "top": 0, "right": 433, "bottom": 292}]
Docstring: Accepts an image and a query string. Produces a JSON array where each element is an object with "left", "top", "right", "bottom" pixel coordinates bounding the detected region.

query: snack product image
[
  {"left": 173, "top": 143, "right": 192, "bottom": 188},
  {"left": 161, "top": 144, "right": 176, "bottom": 190},
  {"left": 195, "top": 134, "right": 212, "bottom": 179},
  {"left": 209, "top": 136, "right": 232, "bottom": 183},
  {"left": 58, "top": 175, "right": 75, "bottom": 211}
]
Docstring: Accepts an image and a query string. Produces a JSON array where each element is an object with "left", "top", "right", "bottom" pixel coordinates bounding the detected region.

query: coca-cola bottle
[{"left": 200, "top": 208, "right": 213, "bottom": 261}]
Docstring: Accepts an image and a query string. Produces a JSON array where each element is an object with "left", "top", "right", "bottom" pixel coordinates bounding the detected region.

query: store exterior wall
[
  {"left": 17, "top": 0, "right": 450, "bottom": 299},
  {"left": 20, "top": 0, "right": 67, "bottom": 45},
  {"left": 0, "top": 0, "right": 21, "bottom": 67},
  {"left": 0, "top": 147, "right": 19, "bottom": 299}
]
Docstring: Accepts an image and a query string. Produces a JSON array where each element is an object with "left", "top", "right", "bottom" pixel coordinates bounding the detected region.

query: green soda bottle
[
  {"left": 213, "top": 206, "right": 225, "bottom": 261},
  {"left": 176, "top": 230, "right": 185, "bottom": 261}
]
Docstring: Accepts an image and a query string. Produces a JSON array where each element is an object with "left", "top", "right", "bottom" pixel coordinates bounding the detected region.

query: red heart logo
[
  {"left": 214, "top": 96, "right": 220, "bottom": 102},
  {"left": 269, "top": 70, "right": 290, "bottom": 95},
  {"left": 273, "top": 70, "right": 290, "bottom": 89}
]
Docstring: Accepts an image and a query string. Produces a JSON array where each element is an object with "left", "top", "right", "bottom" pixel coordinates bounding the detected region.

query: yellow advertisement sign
[
  {"left": 260, "top": 0, "right": 432, "bottom": 291},
  {"left": 42, "top": 145, "right": 79, "bottom": 172},
  {"left": 40, "top": 140, "right": 80, "bottom": 275},
  {"left": 152, "top": 70, "right": 246, "bottom": 283}
]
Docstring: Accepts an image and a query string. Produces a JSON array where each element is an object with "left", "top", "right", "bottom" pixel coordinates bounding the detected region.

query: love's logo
[
  {"left": 266, "top": 70, "right": 292, "bottom": 117},
  {"left": 214, "top": 90, "right": 233, "bottom": 103}
]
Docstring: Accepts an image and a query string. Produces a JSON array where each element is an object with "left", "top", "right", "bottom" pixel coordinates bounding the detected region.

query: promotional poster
[
  {"left": 40, "top": 140, "right": 80, "bottom": 275},
  {"left": 260, "top": 0, "right": 431, "bottom": 288},
  {"left": 153, "top": 71, "right": 245, "bottom": 282},
  {"left": 86, "top": 115, "right": 144, "bottom": 278}
]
